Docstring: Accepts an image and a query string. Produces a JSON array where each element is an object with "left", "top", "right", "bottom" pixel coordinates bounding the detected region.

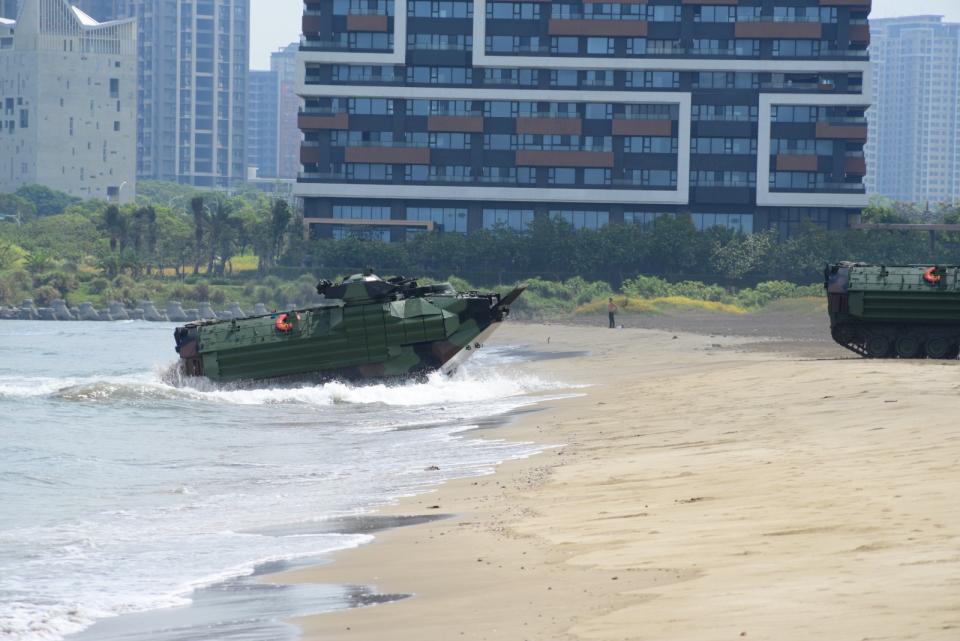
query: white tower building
[
  {"left": 867, "top": 16, "right": 960, "bottom": 204},
  {"left": 0, "top": 0, "right": 136, "bottom": 202}
]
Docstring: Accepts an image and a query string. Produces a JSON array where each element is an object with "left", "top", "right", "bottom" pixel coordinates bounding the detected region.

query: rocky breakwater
[{"left": 0, "top": 299, "right": 281, "bottom": 322}]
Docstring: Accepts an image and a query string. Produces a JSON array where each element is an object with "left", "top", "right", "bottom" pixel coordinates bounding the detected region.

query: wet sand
[{"left": 270, "top": 315, "right": 960, "bottom": 641}]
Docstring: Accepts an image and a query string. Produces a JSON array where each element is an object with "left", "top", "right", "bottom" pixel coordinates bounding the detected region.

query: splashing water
[{"left": 0, "top": 322, "right": 574, "bottom": 641}]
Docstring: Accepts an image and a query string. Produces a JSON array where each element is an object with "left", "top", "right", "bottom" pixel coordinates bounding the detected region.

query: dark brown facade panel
[
  {"left": 516, "top": 150, "right": 615, "bottom": 168},
  {"left": 849, "top": 24, "right": 870, "bottom": 44},
  {"left": 516, "top": 117, "right": 583, "bottom": 135},
  {"left": 301, "top": 147, "right": 323, "bottom": 164},
  {"left": 735, "top": 21, "right": 823, "bottom": 39},
  {"left": 298, "top": 113, "right": 349, "bottom": 130},
  {"left": 845, "top": 157, "right": 867, "bottom": 174},
  {"left": 346, "top": 14, "right": 389, "bottom": 32},
  {"left": 427, "top": 115, "right": 485, "bottom": 133},
  {"left": 345, "top": 147, "right": 431, "bottom": 164},
  {"left": 611, "top": 119, "right": 673, "bottom": 136},
  {"left": 776, "top": 154, "right": 819, "bottom": 171},
  {"left": 548, "top": 19, "right": 648, "bottom": 37},
  {"left": 815, "top": 123, "right": 868, "bottom": 141},
  {"left": 302, "top": 15, "right": 322, "bottom": 35}
]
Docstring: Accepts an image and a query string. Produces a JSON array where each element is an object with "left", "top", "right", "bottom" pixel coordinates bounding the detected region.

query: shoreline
[{"left": 267, "top": 321, "right": 960, "bottom": 641}]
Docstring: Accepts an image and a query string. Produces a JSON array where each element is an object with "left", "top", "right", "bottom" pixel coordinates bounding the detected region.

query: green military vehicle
[
  {"left": 173, "top": 272, "right": 525, "bottom": 382},
  {"left": 824, "top": 262, "right": 960, "bottom": 359}
]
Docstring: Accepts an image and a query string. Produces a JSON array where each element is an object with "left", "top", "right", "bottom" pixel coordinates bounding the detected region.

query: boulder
[
  {"left": 51, "top": 299, "right": 76, "bottom": 321},
  {"left": 129, "top": 308, "right": 145, "bottom": 321},
  {"left": 165, "top": 301, "right": 189, "bottom": 323},
  {"left": 37, "top": 307, "right": 56, "bottom": 321},
  {"left": 97, "top": 310, "right": 114, "bottom": 321},
  {"left": 77, "top": 302, "right": 102, "bottom": 321},
  {"left": 138, "top": 300, "right": 168, "bottom": 322},
  {"left": 197, "top": 302, "right": 218, "bottom": 320},
  {"left": 227, "top": 302, "right": 247, "bottom": 319},
  {"left": 252, "top": 303, "right": 269, "bottom": 316},
  {"left": 108, "top": 301, "right": 130, "bottom": 320},
  {"left": 18, "top": 299, "right": 38, "bottom": 320}
]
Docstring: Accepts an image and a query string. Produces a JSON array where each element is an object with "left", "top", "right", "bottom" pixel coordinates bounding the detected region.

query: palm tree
[{"left": 190, "top": 196, "right": 206, "bottom": 275}]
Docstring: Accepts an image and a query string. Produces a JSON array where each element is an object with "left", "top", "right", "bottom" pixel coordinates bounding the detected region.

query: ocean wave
[{"left": 0, "top": 360, "right": 565, "bottom": 410}]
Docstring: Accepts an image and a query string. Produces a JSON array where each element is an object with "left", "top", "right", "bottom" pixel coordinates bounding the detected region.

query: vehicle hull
[{"left": 174, "top": 288, "right": 520, "bottom": 382}]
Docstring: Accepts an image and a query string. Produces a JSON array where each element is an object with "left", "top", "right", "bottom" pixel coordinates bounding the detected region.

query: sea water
[{"left": 0, "top": 321, "right": 565, "bottom": 641}]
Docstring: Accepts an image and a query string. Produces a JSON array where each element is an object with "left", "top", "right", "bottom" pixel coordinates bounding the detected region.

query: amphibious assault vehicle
[
  {"left": 173, "top": 273, "right": 525, "bottom": 382},
  {"left": 825, "top": 262, "right": 960, "bottom": 359}
]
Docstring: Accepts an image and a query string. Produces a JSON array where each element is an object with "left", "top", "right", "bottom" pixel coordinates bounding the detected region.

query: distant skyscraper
[
  {"left": 271, "top": 42, "right": 300, "bottom": 180},
  {"left": 0, "top": 0, "right": 136, "bottom": 202},
  {"left": 0, "top": 0, "right": 18, "bottom": 18},
  {"left": 247, "top": 69, "right": 279, "bottom": 178},
  {"left": 73, "top": 0, "right": 249, "bottom": 188},
  {"left": 867, "top": 16, "right": 960, "bottom": 204}
]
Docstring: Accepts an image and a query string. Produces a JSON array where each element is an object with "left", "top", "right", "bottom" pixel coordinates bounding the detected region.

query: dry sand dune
[{"left": 271, "top": 317, "right": 960, "bottom": 641}]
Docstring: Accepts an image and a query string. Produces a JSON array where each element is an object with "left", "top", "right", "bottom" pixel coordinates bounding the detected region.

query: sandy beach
[{"left": 270, "top": 314, "right": 960, "bottom": 641}]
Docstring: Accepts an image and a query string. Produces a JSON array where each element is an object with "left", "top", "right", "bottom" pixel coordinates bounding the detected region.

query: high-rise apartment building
[
  {"left": 297, "top": 0, "right": 871, "bottom": 241},
  {"left": 866, "top": 16, "right": 960, "bottom": 204},
  {"left": 74, "top": 0, "right": 249, "bottom": 187},
  {"left": 0, "top": 0, "right": 18, "bottom": 18},
  {"left": 247, "top": 69, "right": 279, "bottom": 178},
  {"left": 272, "top": 42, "right": 301, "bottom": 179},
  {"left": 0, "top": 0, "right": 136, "bottom": 202}
]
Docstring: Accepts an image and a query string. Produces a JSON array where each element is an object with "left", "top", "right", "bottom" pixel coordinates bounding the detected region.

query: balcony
[
  {"left": 816, "top": 122, "right": 868, "bottom": 141},
  {"left": 735, "top": 21, "right": 823, "bottom": 39},
  {"left": 516, "top": 150, "right": 614, "bottom": 167},
  {"left": 548, "top": 18, "right": 648, "bottom": 37},
  {"left": 612, "top": 119, "right": 673, "bottom": 136},
  {"left": 298, "top": 112, "right": 349, "bottom": 130},
  {"left": 516, "top": 117, "right": 583, "bottom": 135}
]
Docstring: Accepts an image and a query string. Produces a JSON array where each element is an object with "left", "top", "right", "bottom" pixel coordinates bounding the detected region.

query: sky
[{"left": 249, "top": 0, "right": 960, "bottom": 70}]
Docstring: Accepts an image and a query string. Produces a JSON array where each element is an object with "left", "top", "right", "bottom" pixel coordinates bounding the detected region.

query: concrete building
[
  {"left": 866, "top": 16, "right": 960, "bottom": 204},
  {"left": 0, "top": 0, "right": 18, "bottom": 18},
  {"left": 247, "top": 69, "right": 279, "bottom": 178},
  {"left": 298, "top": 0, "right": 871, "bottom": 241},
  {"left": 74, "top": 0, "right": 249, "bottom": 188},
  {"left": 271, "top": 42, "right": 301, "bottom": 179},
  {"left": 0, "top": 0, "right": 136, "bottom": 202}
]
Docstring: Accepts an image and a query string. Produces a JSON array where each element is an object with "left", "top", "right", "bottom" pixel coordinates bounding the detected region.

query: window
[
  {"left": 550, "top": 210, "right": 610, "bottom": 230},
  {"left": 586, "top": 37, "right": 613, "bottom": 55},
  {"left": 551, "top": 37, "right": 579, "bottom": 54},
  {"left": 486, "top": 2, "right": 539, "bottom": 20},
  {"left": 624, "top": 212, "right": 668, "bottom": 227},
  {"left": 333, "top": 205, "right": 391, "bottom": 220},
  {"left": 692, "top": 105, "right": 758, "bottom": 122},
  {"left": 484, "top": 101, "right": 517, "bottom": 117},
  {"left": 548, "top": 168, "right": 576, "bottom": 184},
  {"left": 773, "top": 40, "right": 821, "bottom": 57},
  {"left": 406, "top": 207, "right": 468, "bottom": 233},
  {"left": 626, "top": 71, "right": 679, "bottom": 89},
  {"left": 584, "top": 103, "right": 612, "bottom": 120},
  {"left": 646, "top": 5, "right": 680, "bottom": 22},
  {"left": 690, "top": 171, "right": 756, "bottom": 187},
  {"left": 349, "top": 98, "right": 394, "bottom": 115},
  {"left": 624, "top": 170, "right": 677, "bottom": 188},
  {"left": 584, "top": 168, "right": 611, "bottom": 185},
  {"left": 483, "top": 208, "right": 534, "bottom": 231},
  {"left": 691, "top": 213, "right": 754, "bottom": 233},
  {"left": 624, "top": 137, "right": 678, "bottom": 154},
  {"left": 691, "top": 138, "right": 757, "bottom": 155},
  {"left": 109, "top": 78, "right": 119, "bottom": 98}
]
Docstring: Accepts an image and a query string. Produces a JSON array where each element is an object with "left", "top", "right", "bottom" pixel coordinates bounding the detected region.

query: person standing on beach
[{"left": 608, "top": 298, "right": 618, "bottom": 329}]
